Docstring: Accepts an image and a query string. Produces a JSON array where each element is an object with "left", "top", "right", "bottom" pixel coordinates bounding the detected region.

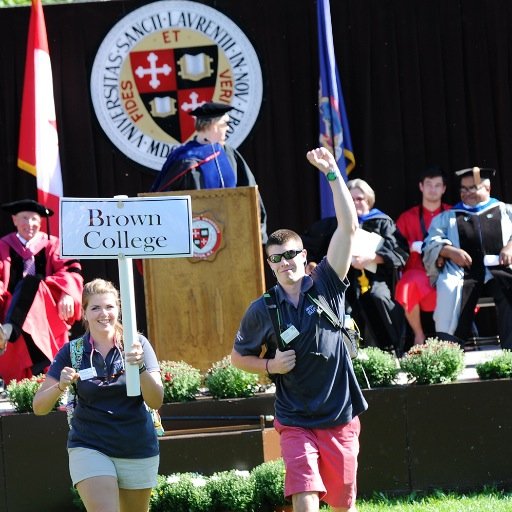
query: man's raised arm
[{"left": 306, "top": 147, "right": 358, "bottom": 279}]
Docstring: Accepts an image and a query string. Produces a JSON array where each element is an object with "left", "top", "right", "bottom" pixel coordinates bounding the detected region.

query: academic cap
[
  {"left": 1, "top": 199, "right": 54, "bottom": 217},
  {"left": 455, "top": 166, "right": 496, "bottom": 183},
  {"left": 190, "top": 102, "right": 233, "bottom": 119}
]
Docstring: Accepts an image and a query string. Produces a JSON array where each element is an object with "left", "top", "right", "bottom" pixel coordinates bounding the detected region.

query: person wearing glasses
[
  {"left": 33, "top": 278, "right": 163, "bottom": 512},
  {"left": 231, "top": 147, "right": 368, "bottom": 512},
  {"left": 345, "top": 179, "right": 409, "bottom": 355},
  {"left": 423, "top": 167, "right": 512, "bottom": 348}
]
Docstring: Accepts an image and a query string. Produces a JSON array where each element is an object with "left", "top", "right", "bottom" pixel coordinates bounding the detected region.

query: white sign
[
  {"left": 60, "top": 196, "right": 193, "bottom": 259},
  {"left": 90, "top": 0, "right": 263, "bottom": 170}
]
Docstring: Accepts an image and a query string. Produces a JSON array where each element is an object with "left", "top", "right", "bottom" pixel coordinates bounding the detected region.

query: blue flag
[{"left": 317, "top": 0, "right": 355, "bottom": 218}]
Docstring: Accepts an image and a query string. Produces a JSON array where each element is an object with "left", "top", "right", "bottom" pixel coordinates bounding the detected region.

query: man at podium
[
  {"left": 232, "top": 147, "right": 367, "bottom": 512},
  {"left": 150, "top": 101, "right": 267, "bottom": 241}
]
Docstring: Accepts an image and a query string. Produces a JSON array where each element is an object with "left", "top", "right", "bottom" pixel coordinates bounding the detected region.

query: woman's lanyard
[{"left": 89, "top": 336, "right": 125, "bottom": 381}]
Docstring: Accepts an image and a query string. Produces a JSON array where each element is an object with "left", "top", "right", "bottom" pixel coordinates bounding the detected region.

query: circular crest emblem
[
  {"left": 192, "top": 215, "right": 222, "bottom": 258},
  {"left": 90, "top": 1, "right": 263, "bottom": 170}
]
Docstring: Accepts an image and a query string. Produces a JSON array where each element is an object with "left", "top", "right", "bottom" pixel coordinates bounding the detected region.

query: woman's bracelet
[
  {"left": 57, "top": 382, "right": 66, "bottom": 393},
  {"left": 265, "top": 359, "right": 271, "bottom": 377},
  {"left": 139, "top": 363, "right": 147, "bottom": 374}
]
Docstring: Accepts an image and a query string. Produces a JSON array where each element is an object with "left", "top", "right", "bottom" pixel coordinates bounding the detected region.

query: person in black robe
[
  {"left": 302, "top": 179, "right": 409, "bottom": 354},
  {"left": 346, "top": 179, "right": 409, "bottom": 354},
  {"left": 150, "top": 102, "right": 267, "bottom": 242}
]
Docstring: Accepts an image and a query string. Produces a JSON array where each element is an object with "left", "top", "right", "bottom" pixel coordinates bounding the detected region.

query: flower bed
[
  {"left": 1, "top": 378, "right": 512, "bottom": 510},
  {"left": 2, "top": 349, "right": 512, "bottom": 510},
  {"left": 73, "top": 459, "right": 293, "bottom": 512}
]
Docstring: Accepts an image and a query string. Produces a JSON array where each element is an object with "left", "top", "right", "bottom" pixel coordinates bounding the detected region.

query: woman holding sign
[{"left": 33, "top": 278, "right": 163, "bottom": 512}]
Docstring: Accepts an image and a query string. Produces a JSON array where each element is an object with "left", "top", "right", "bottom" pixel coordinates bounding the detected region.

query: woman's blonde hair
[
  {"left": 346, "top": 178, "right": 376, "bottom": 209},
  {"left": 82, "top": 278, "right": 123, "bottom": 345}
]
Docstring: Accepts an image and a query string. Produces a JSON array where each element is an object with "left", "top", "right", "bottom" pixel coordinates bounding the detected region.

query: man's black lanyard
[
  {"left": 262, "top": 286, "right": 320, "bottom": 416},
  {"left": 263, "top": 287, "right": 343, "bottom": 350},
  {"left": 419, "top": 203, "right": 447, "bottom": 239}
]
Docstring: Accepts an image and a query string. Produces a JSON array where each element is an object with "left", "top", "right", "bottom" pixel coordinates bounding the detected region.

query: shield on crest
[
  {"left": 129, "top": 45, "right": 219, "bottom": 142},
  {"left": 193, "top": 227, "right": 210, "bottom": 250}
]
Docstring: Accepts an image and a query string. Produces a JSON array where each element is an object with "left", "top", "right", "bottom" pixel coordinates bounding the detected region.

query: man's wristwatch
[{"left": 326, "top": 169, "right": 339, "bottom": 181}]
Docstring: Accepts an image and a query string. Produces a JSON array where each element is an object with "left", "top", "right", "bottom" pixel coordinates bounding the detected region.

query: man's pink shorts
[{"left": 274, "top": 416, "right": 361, "bottom": 509}]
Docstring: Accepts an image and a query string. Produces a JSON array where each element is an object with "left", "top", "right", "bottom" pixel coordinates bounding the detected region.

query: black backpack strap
[
  {"left": 263, "top": 286, "right": 286, "bottom": 351},
  {"left": 262, "top": 287, "right": 314, "bottom": 413}
]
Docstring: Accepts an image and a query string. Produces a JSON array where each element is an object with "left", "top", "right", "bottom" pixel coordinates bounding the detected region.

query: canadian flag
[{"left": 17, "top": 0, "right": 62, "bottom": 235}]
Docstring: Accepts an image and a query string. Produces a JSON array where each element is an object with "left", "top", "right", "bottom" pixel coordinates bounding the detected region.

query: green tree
[{"left": 0, "top": 0, "right": 79, "bottom": 7}]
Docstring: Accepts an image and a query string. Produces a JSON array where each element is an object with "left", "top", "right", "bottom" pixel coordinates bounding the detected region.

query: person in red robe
[
  {"left": 0, "top": 199, "right": 83, "bottom": 384},
  {"left": 395, "top": 167, "right": 450, "bottom": 345}
]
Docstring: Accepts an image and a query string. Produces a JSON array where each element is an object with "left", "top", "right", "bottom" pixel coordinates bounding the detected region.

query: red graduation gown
[{"left": 0, "top": 232, "right": 83, "bottom": 384}]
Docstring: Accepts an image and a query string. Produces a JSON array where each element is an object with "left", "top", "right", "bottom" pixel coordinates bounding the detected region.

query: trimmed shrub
[
  {"left": 252, "top": 459, "right": 289, "bottom": 512},
  {"left": 149, "top": 461, "right": 289, "bottom": 512},
  {"left": 160, "top": 360, "right": 201, "bottom": 403},
  {"left": 206, "top": 470, "right": 254, "bottom": 512},
  {"left": 352, "top": 347, "right": 399, "bottom": 388},
  {"left": 399, "top": 338, "right": 465, "bottom": 385},
  {"left": 476, "top": 350, "right": 512, "bottom": 380},
  {"left": 6, "top": 374, "right": 50, "bottom": 413},
  {"left": 150, "top": 473, "right": 211, "bottom": 512},
  {"left": 204, "top": 355, "right": 259, "bottom": 399}
]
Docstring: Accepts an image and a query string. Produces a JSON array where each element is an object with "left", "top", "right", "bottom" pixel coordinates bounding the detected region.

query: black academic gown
[{"left": 151, "top": 141, "right": 267, "bottom": 242}]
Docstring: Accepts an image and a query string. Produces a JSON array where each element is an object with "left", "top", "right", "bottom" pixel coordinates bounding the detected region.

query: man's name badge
[
  {"left": 281, "top": 325, "right": 300, "bottom": 345},
  {"left": 79, "top": 367, "right": 97, "bottom": 380}
]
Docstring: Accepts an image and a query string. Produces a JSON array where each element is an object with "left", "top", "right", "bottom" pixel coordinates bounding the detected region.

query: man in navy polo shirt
[{"left": 232, "top": 147, "right": 367, "bottom": 512}]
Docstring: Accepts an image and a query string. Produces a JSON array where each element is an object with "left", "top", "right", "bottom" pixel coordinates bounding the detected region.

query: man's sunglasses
[{"left": 267, "top": 249, "right": 303, "bottom": 263}]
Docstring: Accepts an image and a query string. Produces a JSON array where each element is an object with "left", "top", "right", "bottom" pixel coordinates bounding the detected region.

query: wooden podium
[{"left": 139, "top": 186, "right": 265, "bottom": 370}]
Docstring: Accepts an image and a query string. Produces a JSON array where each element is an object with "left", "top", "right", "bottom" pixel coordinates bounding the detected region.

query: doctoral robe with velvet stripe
[
  {"left": 0, "top": 231, "right": 83, "bottom": 384},
  {"left": 423, "top": 199, "right": 512, "bottom": 346}
]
